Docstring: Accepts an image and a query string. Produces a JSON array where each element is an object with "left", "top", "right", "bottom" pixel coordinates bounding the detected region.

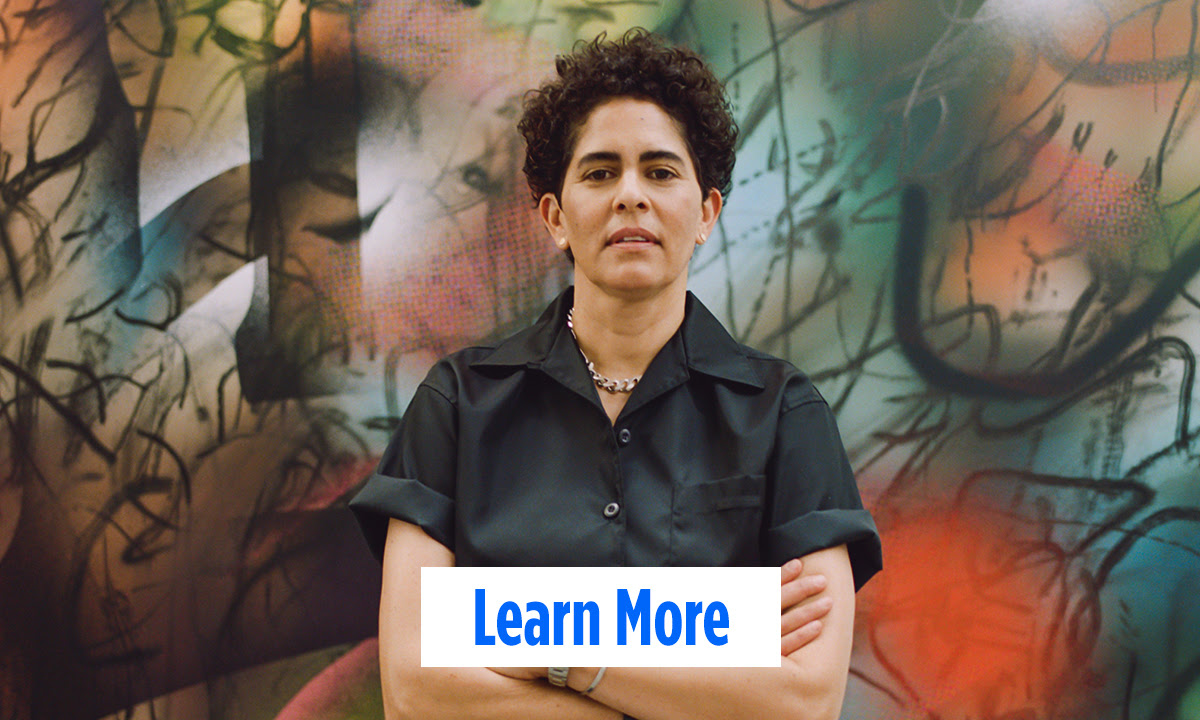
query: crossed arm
[{"left": 378, "top": 518, "right": 856, "bottom": 720}]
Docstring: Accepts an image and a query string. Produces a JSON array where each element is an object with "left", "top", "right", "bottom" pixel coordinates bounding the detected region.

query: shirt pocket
[{"left": 671, "top": 474, "right": 766, "bottom": 566}]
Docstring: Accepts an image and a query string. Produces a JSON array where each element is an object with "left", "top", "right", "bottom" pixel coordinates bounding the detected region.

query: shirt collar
[
  {"left": 469, "top": 287, "right": 764, "bottom": 390},
  {"left": 678, "top": 293, "right": 765, "bottom": 389}
]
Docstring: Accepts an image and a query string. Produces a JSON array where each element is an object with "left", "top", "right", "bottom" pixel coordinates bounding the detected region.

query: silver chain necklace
[{"left": 566, "top": 307, "right": 641, "bottom": 394}]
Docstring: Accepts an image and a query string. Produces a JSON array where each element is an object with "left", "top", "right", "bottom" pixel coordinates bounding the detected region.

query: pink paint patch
[
  {"left": 273, "top": 638, "right": 381, "bottom": 720},
  {"left": 276, "top": 457, "right": 381, "bottom": 515}
]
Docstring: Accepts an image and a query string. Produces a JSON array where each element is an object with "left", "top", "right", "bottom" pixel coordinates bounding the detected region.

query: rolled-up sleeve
[
  {"left": 349, "top": 379, "right": 458, "bottom": 562},
  {"left": 763, "top": 393, "right": 882, "bottom": 591}
]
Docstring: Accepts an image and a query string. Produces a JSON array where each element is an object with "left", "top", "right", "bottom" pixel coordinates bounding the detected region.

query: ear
[
  {"left": 697, "top": 188, "right": 723, "bottom": 244},
  {"left": 538, "top": 193, "right": 569, "bottom": 250}
]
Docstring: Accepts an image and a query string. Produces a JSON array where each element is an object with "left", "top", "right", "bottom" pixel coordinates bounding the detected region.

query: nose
[{"left": 613, "top": 170, "right": 649, "bottom": 212}]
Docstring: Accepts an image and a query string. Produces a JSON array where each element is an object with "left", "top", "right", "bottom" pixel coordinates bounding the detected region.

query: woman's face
[{"left": 540, "top": 97, "right": 721, "bottom": 301}]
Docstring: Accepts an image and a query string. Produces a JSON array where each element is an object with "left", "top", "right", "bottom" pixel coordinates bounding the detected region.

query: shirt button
[
  {"left": 603, "top": 502, "right": 621, "bottom": 518},
  {"left": 617, "top": 428, "right": 632, "bottom": 445}
]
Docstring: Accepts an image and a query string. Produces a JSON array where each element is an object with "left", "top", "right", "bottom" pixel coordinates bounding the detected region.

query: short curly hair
[{"left": 518, "top": 29, "right": 737, "bottom": 205}]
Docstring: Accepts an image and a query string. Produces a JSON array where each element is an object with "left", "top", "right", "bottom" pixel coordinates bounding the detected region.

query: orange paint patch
[
  {"left": 858, "top": 507, "right": 1104, "bottom": 719},
  {"left": 926, "top": 139, "right": 1160, "bottom": 372},
  {"left": 936, "top": 142, "right": 1147, "bottom": 314}
]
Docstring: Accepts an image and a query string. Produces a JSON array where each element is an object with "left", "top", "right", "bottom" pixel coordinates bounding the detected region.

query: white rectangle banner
[{"left": 421, "top": 566, "right": 779, "bottom": 667}]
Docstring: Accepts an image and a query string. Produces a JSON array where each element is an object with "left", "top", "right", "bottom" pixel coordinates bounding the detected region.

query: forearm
[
  {"left": 558, "top": 546, "right": 857, "bottom": 720},
  {"left": 561, "top": 663, "right": 844, "bottom": 720},
  {"left": 386, "top": 666, "right": 620, "bottom": 720},
  {"left": 379, "top": 520, "right": 618, "bottom": 720},
  {"left": 380, "top": 519, "right": 852, "bottom": 720}
]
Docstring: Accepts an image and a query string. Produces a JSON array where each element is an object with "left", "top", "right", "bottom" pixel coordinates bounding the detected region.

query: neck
[{"left": 569, "top": 282, "right": 687, "bottom": 380}]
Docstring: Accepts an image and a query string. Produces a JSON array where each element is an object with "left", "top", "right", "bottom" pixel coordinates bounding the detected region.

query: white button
[{"left": 603, "top": 502, "right": 620, "bottom": 518}]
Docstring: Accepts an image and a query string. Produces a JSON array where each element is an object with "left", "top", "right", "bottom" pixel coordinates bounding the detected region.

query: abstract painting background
[{"left": 2, "top": 1, "right": 1198, "bottom": 718}]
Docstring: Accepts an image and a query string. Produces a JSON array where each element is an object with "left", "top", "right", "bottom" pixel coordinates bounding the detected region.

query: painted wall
[{"left": 1, "top": 1, "right": 1198, "bottom": 718}]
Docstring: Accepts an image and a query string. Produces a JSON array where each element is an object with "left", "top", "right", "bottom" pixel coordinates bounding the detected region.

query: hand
[
  {"left": 487, "top": 667, "right": 546, "bottom": 681},
  {"left": 781, "top": 558, "right": 832, "bottom": 656}
]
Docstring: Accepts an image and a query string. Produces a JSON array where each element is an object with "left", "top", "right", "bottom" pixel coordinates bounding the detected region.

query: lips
[{"left": 607, "top": 227, "right": 659, "bottom": 245}]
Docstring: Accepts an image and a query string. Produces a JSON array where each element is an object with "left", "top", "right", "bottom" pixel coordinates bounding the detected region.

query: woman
[{"left": 350, "top": 29, "right": 881, "bottom": 720}]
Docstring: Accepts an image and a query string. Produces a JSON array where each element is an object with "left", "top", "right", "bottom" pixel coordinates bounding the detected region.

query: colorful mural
[{"left": 2, "top": 1, "right": 1198, "bottom": 718}]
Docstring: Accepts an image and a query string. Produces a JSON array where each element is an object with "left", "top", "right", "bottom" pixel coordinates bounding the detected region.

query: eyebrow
[{"left": 575, "top": 150, "right": 688, "bottom": 166}]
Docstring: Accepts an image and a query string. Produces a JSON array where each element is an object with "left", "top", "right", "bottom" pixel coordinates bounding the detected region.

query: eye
[
  {"left": 583, "top": 168, "right": 614, "bottom": 181},
  {"left": 648, "top": 167, "right": 678, "bottom": 180}
]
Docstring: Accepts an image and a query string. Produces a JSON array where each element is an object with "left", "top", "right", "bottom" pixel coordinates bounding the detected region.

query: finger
[
  {"left": 780, "top": 573, "right": 827, "bottom": 609},
  {"left": 781, "top": 594, "right": 833, "bottom": 636},
  {"left": 781, "top": 619, "right": 823, "bottom": 656},
  {"left": 780, "top": 558, "right": 803, "bottom": 585}
]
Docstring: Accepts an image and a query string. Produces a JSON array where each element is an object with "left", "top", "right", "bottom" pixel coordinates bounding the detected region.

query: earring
[
  {"left": 697, "top": 233, "right": 707, "bottom": 245},
  {"left": 556, "top": 236, "right": 569, "bottom": 250}
]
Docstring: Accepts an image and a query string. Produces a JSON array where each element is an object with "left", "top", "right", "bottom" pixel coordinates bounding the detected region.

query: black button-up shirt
[{"left": 351, "top": 288, "right": 881, "bottom": 590}]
